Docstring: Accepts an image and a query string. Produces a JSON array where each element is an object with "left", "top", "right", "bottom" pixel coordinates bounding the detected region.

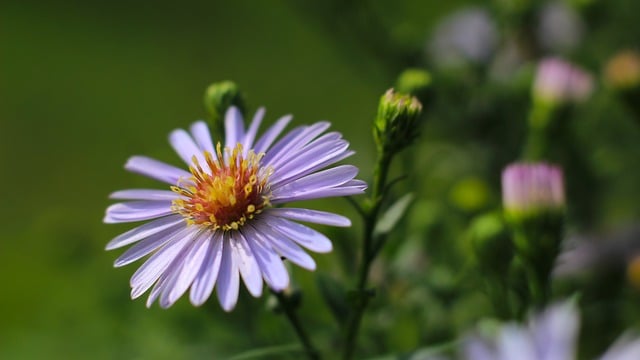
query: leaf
[
  {"left": 227, "top": 343, "right": 303, "bottom": 360},
  {"left": 316, "top": 273, "right": 349, "bottom": 326},
  {"left": 374, "top": 193, "right": 415, "bottom": 237}
]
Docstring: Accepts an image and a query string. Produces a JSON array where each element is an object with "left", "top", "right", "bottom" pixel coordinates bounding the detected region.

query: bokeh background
[{"left": 3, "top": 0, "right": 640, "bottom": 358}]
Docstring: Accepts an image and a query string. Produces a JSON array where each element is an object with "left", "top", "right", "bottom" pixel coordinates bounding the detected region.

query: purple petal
[
  {"left": 216, "top": 234, "right": 240, "bottom": 311},
  {"left": 252, "top": 115, "right": 292, "bottom": 154},
  {"left": 129, "top": 228, "right": 195, "bottom": 298},
  {"left": 124, "top": 156, "right": 191, "bottom": 185},
  {"left": 266, "top": 208, "right": 351, "bottom": 227},
  {"left": 113, "top": 223, "right": 185, "bottom": 267},
  {"left": 244, "top": 225, "right": 290, "bottom": 290},
  {"left": 165, "top": 232, "right": 213, "bottom": 306},
  {"left": 231, "top": 231, "right": 263, "bottom": 297},
  {"left": 267, "top": 132, "right": 344, "bottom": 172},
  {"left": 190, "top": 232, "right": 224, "bottom": 306},
  {"left": 253, "top": 222, "right": 316, "bottom": 271},
  {"left": 263, "top": 122, "right": 331, "bottom": 167},
  {"left": 105, "top": 214, "right": 184, "bottom": 250},
  {"left": 109, "top": 189, "right": 178, "bottom": 201},
  {"left": 169, "top": 129, "right": 207, "bottom": 169},
  {"left": 241, "top": 107, "right": 265, "bottom": 154},
  {"left": 104, "top": 201, "right": 173, "bottom": 223},
  {"left": 265, "top": 215, "right": 332, "bottom": 253},
  {"left": 190, "top": 121, "right": 215, "bottom": 153},
  {"left": 224, "top": 107, "right": 245, "bottom": 148}
]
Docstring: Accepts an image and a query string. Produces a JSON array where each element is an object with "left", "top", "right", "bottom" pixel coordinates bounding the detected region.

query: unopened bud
[
  {"left": 204, "top": 81, "right": 246, "bottom": 127},
  {"left": 374, "top": 89, "right": 423, "bottom": 153},
  {"left": 502, "top": 162, "right": 565, "bottom": 218}
]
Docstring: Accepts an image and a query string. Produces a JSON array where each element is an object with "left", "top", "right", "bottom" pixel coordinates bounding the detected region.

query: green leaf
[
  {"left": 227, "top": 343, "right": 303, "bottom": 360},
  {"left": 374, "top": 193, "right": 415, "bottom": 237},
  {"left": 316, "top": 273, "right": 349, "bottom": 326}
]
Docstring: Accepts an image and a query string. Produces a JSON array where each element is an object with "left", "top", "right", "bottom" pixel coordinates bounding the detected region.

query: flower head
[
  {"left": 104, "top": 107, "right": 366, "bottom": 311},
  {"left": 502, "top": 162, "right": 565, "bottom": 216},
  {"left": 533, "top": 57, "right": 594, "bottom": 105}
]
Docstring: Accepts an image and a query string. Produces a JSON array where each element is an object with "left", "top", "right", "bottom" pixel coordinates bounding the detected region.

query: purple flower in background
[
  {"left": 104, "top": 107, "right": 366, "bottom": 311},
  {"left": 428, "top": 7, "right": 498, "bottom": 68},
  {"left": 464, "top": 301, "right": 640, "bottom": 360},
  {"left": 502, "top": 162, "right": 565, "bottom": 215},
  {"left": 533, "top": 58, "right": 594, "bottom": 105}
]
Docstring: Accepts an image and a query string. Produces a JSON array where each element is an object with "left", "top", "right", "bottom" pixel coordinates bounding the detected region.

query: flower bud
[
  {"left": 533, "top": 58, "right": 594, "bottom": 106},
  {"left": 604, "top": 50, "right": 640, "bottom": 91},
  {"left": 373, "top": 89, "right": 422, "bottom": 153},
  {"left": 203, "top": 80, "right": 246, "bottom": 124},
  {"left": 502, "top": 162, "right": 565, "bottom": 217}
]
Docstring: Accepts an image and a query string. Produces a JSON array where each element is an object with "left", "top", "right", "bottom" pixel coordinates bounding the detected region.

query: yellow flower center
[{"left": 171, "top": 142, "right": 271, "bottom": 231}]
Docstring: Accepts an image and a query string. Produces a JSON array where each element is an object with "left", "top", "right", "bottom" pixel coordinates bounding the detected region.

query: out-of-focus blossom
[
  {"left": 537, "top": 1, "right": 585, "bottom": 53},
  {"left": 428, "top": 7, "right": 498, "bottom": 68},
  {"left": 464, "top": 301, "right": 640, "bottom": 360},
  {"left": 533, "top": 58, "right": 594, "bottom": 105},
  {"left": 502, "top": 162, "right": 565, "bottom": 216},
  {"left": 603, "top": 50, "right": 640, "bottom": 90}
]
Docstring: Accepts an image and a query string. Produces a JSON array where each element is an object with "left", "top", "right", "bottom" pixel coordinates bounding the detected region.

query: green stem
[
  {"left": 342, "top": 152, "right": 393, "bottom": 360},
  {"left": 274, "top": 291, "right": 320, "bottom": 360}
]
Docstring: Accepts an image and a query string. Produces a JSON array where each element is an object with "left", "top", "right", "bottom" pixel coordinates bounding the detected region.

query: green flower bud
[
  {"left": 373, "top": 88, "right": 423, "bottom": 154},
  {"left": 203, "top": 81, "right": 246, "bottom": 138}
]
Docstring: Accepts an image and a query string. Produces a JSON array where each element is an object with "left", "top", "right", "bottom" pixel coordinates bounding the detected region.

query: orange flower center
[{"left": 171, "top": 143, "right": 271, "bottom": 231}]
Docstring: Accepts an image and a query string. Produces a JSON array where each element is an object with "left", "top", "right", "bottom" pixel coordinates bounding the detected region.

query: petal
[
  {"left": 169, "top": 129, "right": 207, "bottom": 169},
  {"left": 129, "top": 228, "right": 195, "bottom": 299},
  {"left": 164, "top": 231, "right": 213, "bottom": 306},
  {"left": 216, "top": 234, "right": 240, "bottom": 311},
  {"left": 231, "top": 231, "right": 263, "bottom": 297},
  {"left": 269, "top": 136, "right": 352, "bottom": 187},
  {"left": 241, "top": 107, "right": 265, "bottom": 154},
  {"left": 113, "top": 223, "right": 185, "bottom": 267},
  {"left": 267, "top": 132, "right": 344, "bottom": 172},
  {"left": 266, "top": 208, "right": 351, "bottom": 227},
  {"left": 125, "top": 156, "right": 191, "bottom": 185},
  {"left": 224, "top": 107, "right": 245, "bottom": 148},
  {"left": 190, "top": 232, "right": 224, "bottom": 306},
  {"left": 104, "top": 201, "right": 173, "bottom": 223},
  {"left": 252, "top": 114, "right": 292, "bottom": 154},
  {"left": 271, "top": 181, "right": 367, "bottom": 204},
  {"left": 254, "top": 222, "right": 316, "bottom": 271},
  {"left": 263, "top": 121, "right": 331, "bottom": 167},
  {"left": 105, "top": 214, "right": 184, "bottom": 250},
  {"left": 245, "top": 225, "right": 289, "bottom": 290},
  {"left": 264, "top": 215, "right": 333, "bottom": 253},
  {"left": 109, "top": 189, "right": 178, "bottom": 201},
  {"left": 497, "top": 325, "right": 537, "bottom": 360},
  {"left": 190, "top": 121, "right": 215, "bottom": 154}
]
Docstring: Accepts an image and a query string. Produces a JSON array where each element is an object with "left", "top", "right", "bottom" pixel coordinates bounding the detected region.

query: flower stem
[
  {"left": 274, "top": 290, "right": 320, "bottom": 360},
  {"left": 342, "top": 152, "right": 393, "bottom": 360}
]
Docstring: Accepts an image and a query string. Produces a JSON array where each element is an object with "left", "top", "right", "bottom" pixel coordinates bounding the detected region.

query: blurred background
[{"left": 3, "top": 0, "right": 640, "bottom": 358}]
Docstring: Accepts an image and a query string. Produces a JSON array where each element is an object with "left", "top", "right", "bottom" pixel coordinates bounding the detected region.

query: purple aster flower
[
  {"left": 533, "top": 57, "right": 594, "bottom": 105},
  {"left": 502, "top": 162, "right": 565, "bottom": 215},
  {"left": 104, "top": 107, "right": 366, "bottom": 311}
]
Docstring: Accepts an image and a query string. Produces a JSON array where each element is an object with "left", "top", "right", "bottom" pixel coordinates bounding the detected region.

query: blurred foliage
[{"left": 3, "top": 0, "right": 640, "bottom": 359}]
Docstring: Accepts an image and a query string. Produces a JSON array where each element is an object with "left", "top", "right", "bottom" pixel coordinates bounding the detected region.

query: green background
[{"left": 3, "top": 0, "right": 640, "bottom": 359}]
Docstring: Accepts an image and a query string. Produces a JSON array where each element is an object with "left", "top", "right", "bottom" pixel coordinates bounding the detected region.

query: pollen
[{"left": 171, "top": 142, "right": 271, "bottom": 231}]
